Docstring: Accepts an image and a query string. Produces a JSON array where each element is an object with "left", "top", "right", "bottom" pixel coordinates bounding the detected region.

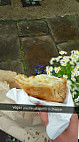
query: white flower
[
  {"left": 71, "top": 57, "right": 78, "bottom": 62},
  {"left": 69, "top": 61, "right": 74, "bottom": 65},
  {"left": 72, "top": 91, "right": 77, "bottom": 98},
  {"left": 74, "top": 86, "right": 79, "bottom": 91},
  {"left": 74, "top": 96, "right": 79, "bottom": 102},
  {"left": 60, "top": 58, "right": 68, "bottom": 64},
  {"left": 47, "top": 71, "right": 52, "bottom": 76},
  {"left": 46, "top": 66, "right": 53, "bottom": 72},
  {"left": 71, "top": 77, "right": 76, "bottom": 82},
  {"left": 73, "top": 67, "right": 78, "bottom": 72},
  {"left": 13, "top": 138, "right": 16, "bottom": 141},
  {"left": 63, "top": 75, "right": 68, "bottom": 79},
  {"left": 74, "top": 54, "right": 79, "bottom": 59},
  {"left": 49, "top": 58, "right": 56, "bottom": 65},
  {"left": 60, "top": 60, "right": 67, "bottom": 66},
  {"left": 71, "top": 72, "right": 76, "bottom": 77},
  {"left": 64, "top": 59, "right": 69, "bottom": 63},
  {"left": 54, "top": 67, "right": 61, "bottom": 73},
  {"left": 61, "top": 58, "right": 69, "bottom": 64},
  {"left": 63, "top": 56, "right": 70, "bottom": 61},
  {"left": 56, "top": 56, "right": 62, "bottom": 62},
  {"left": 59, "top": 51, "right": 67, "bottom": 55},
  {"left": 67, "top": 80, "right": 72, "bottom": 87},
  {"left": 71, "top": 50, "right": 79, "bottom": 55},
  {"left": 71, "top": 87, "right": 76, "bottom": 92},
  {"left": 76, "top": 62, "right": 79, "bottom": 67},
  {"left": 46, "top": 66, "right": 53, "bottom": 75},
  {"left": 75, "top": 71, "right": 79, "bottom": 77},
  {"left": 75, "top": 64, "right": 79, "bottom": 69},
  {"left": 74, "top": 99, "right": 78, "bottom": 102}
]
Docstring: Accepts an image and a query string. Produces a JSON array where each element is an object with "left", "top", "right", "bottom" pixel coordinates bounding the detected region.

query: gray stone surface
[
  {"left": 17, "top": 20, "right": 49, "bottom": 36},
  {"left": 0, "top": 35, "right": 22, "bottom": 62},
  {"left": 0, "top": 21, "right": 17, "bottom": 35},
  {"left": 21, "top": 35, "right": 58, "bottom": 75},
  {"left": 0, "top": 61, "right": 25, "bottom": 73},
  {"left": 57, "top": 41, "right": 79, "bottom": 55},
  {"left": 0, "top": 0, "right": 79, "bottom": 20},
  {"left": 47, "top": 16, "right": 79, "bottom": 42}
]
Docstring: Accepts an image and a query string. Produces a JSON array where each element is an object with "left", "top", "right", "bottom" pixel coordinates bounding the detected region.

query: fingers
[
  {"left": 38, "top": 111, "right": 48, "bottom": 127},
  {"left": 68, "top": 113, "right": 78, "bottom": 131},
  {"left": 36, "top": 103, "right": 48, "bottom": 127}
]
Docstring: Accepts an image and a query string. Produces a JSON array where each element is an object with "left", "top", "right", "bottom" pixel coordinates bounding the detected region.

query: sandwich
[{"left": 14, "top": 74, "right": 67, "bottom": 103}]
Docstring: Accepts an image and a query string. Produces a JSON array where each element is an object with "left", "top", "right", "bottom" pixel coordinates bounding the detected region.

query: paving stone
[
  {"left": 21, "top": 35, "right": 58, "bottom": 76},
  {"left": 0, "top": 21, "right": 17, "bottom": 35},
  {"left": 0, "top": 35, "right": 22, "bottom": 62},
  {"left": 0, "top": 61, "right": 25, "bottom": 74},
  {"left": 0, "top": 0, "right": 11, "bottom": 6},
  {"left": 17, "top": 20, "right": 49, "bottom": 37},
  {"left": 57, "top": 41, "right": 79, "bottom": 55},
  {"left": 47, "top": 16, "right": 79, "bottom": 42}
]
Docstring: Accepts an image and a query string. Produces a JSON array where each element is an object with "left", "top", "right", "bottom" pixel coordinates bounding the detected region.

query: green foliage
[
  {"left": 20, "top": 45, "right": 27, "bottom": 75},
  {"left": 46, "top": 50, "right": 79, "bottom": 106}
]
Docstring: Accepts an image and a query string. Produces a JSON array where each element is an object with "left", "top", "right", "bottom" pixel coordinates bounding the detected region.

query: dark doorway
[
  {"left": 0, "top": 0, "right": 11, "bottom": 6},
  {"left": 21, "top": 0, "right": 41, "bottom": 7}
]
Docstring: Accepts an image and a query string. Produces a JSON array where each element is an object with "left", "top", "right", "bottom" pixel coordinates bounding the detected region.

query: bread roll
[{"left": 14, "top": 74, "right": 67, "bottom": 103}]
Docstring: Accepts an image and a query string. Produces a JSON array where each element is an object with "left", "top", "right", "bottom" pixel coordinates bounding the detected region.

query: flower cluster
[
  {"left": 8, "top": 135, "right": 20, "bottom": 142},
  {"left": 30, "top": 64, "right": 46, "bottom": 76},
  {"left": 46, "top": 50, "right": 79, "bottom": 104},
  {"left": 33, "top": 50, "right": 79, "bottom": 106},
  {"left": 34, "top": 64, "right": 45, "bottom": 75}
]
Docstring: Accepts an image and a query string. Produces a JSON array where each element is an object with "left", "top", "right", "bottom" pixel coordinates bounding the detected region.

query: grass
[
  {"left": 5, "top": 46, "right": 27, "bottom": 76},
  {"left": 8, "top": 140, "right": 19, "bottom": 142},
  {"left": 6, "top": 58, "right": 22, "bottom": 62},
  {"left": 20, "top": 45, "right": 27, "bottom": 75},
  {"left": 69, "top": 14, "right": 78, "bottom": 19},
  {"left": 68, "top": 39, "right": 79, "bottom": 43}
]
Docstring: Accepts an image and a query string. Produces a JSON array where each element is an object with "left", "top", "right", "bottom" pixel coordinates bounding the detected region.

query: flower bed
[{"left": 33, "top": 50, "right": 79, "bottom": 114}]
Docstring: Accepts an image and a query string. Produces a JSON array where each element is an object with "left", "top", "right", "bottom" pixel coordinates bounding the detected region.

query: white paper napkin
[
  {"left": 46, "top": 86, "right": 74, "bottom": 140},
  {"left": 6, "top": 85, "right": 74, "bottom": 140}
]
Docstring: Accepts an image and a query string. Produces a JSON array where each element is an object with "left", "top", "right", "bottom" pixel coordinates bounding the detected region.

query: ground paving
[
  {"left": 0, "top": 15, "right": 79, "bottom": 75},
  {"left": 0, "top": 4, "right": 79, "bottom": 141},
  {"left": 0, "top": 0, "right": 79, "bottom": 20}
]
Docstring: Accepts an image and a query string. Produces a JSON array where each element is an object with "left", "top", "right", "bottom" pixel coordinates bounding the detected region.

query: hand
[
  {"left": 38, "top": 111, "right": 48, "bottom": 127},
  {"left": 37, "top": 103, "right": 48, "bottom": 127},
  {"left": 53, "top": 113, "right": 78, "bottom": 142},
  {"left": 38, "top": 111, "right": 78, "bottom": 142}
]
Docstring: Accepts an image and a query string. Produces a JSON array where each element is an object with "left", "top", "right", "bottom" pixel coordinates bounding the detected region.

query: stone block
[
  {"left": 17, "top": 20, "right": 49, "bottom": 36},
  {"left": 21, "top": 35, "right": 58, "bottom": 75},
  {"left": 0, "top": 35, "right": 22, "bottom": 62},
  {"left": 57, "top": 41, "right": 79, "bottom": 55},
  {"left": 0, "top": 61, "right": 25, "bottom": 74},
  {"left": 47, "top": 16, "right": 79, "bottom": 42},
  {"left": 0, "top": 21, "right": 17, "bottom": 35}
]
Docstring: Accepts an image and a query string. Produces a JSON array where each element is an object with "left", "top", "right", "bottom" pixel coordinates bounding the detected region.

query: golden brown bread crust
[{"left": 14, "top": 74, "right": 67, "bottom": 103}]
